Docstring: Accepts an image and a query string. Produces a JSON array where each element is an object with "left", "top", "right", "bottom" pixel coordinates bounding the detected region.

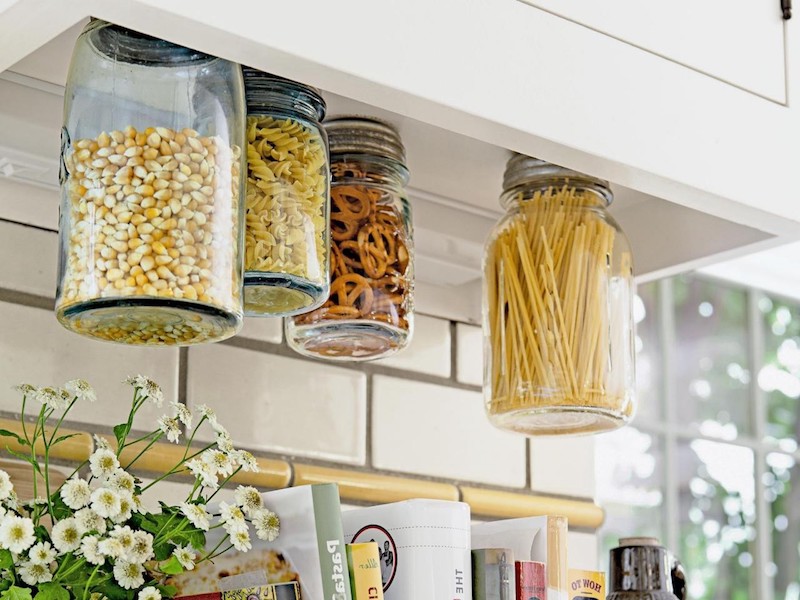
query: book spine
[
  {"left": 347, "top": 543, "right": 384, "bottom": 600},
  {"left": 312, "top": 483, "right": 354, "bottom": 600},
  {"left": 516, "top": 561, "right": 547, "bottom": 600}
]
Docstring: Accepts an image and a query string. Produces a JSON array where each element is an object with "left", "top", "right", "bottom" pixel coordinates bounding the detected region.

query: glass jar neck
[
  {"left": 87, "top": 20, "right": 214, "bottom": 66},
  {"left": 500, "top": 177, "right": 612, "bottom": 211},
  {"left": 243, "top": 72, "right": 326, "bottom": 123},
  {"left": 331, "top": 153, "right": 410, "bottom": 188}
]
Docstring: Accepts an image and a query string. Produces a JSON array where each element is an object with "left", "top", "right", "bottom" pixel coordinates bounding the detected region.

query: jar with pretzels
[
  {"left": 286, "top": 117, "right": 414, "bottom": 360},
  {"left": 241, "top": 68, "right": 330, "bottom": 317}
]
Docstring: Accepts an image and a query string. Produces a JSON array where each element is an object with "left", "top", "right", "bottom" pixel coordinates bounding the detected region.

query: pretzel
[
  {"left": 332, "top": 187, "right": 372, "bottom": 221},
  {"left": 330, "top": 273, "right": 374, "bottom": 315},
  {"left": 358, "top": 223, "right": 396, "bottom": 278}
]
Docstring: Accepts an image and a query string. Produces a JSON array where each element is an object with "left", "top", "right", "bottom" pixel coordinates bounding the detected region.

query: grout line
[
  {"left": 364, "top": 374, "right": 373, "bottom": 469},
  {"left": 177, "top": 347, "right": 189, "bottom": 407},
  {"left": 0, "top": 217, "right": 58, "bottom": 234},
  {"left": 0, "top": 288, "right": 54, "bottom": 310},
  {"left": 525, "top": 437, "right": 532, "bottom": 489},
  {"left": 449, "top": 320, "right": 459, "bottom": 383}
]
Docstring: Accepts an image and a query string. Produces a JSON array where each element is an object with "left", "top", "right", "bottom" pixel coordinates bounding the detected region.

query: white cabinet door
[{"left": 518, "top": 0, "right": 786, "bottom": 101}]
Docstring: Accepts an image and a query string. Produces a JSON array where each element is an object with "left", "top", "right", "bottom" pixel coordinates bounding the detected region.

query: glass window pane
[
  {"left": 596, "top": 427, "right": 665, "bottom": 570},
  {"left": 760, "top": 295, "right": 800, "bottom": 447},
  {"left": 673, "top": 275, "right": 750, "bottom": 439},
  {"left": 634, "top": 281, "right": 661, "bottom": 423},
  {"left": 766, "top": 452, "right": 800, "bottom": 599},
  {"left": 678, "top": 439, "right": 757, "bottom": 600}
]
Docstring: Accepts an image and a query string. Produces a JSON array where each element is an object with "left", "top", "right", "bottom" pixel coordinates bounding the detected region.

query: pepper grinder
[{"left": 608, "top": 537, "right": 683, "bottom": 600}]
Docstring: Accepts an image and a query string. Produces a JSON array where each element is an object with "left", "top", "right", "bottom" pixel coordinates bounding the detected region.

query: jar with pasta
[
  {"left": 286, "top": 117, "right": 413, "bottom": 360},
  {"left": 484, "top": 154, "right": 636, "bottom": 435},
  {"left": 56, "top": 20, "right": 245, "bottom": 345},
  {"left": 241, "top": 68, "right": 330, "bottom": 316}
]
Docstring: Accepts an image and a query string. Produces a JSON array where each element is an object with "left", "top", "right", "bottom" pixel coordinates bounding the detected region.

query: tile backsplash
[{"left": 0, "top": 219, "right": 600, "bottom": 565}]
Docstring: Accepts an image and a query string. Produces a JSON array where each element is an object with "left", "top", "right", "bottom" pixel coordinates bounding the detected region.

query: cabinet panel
[{"left": 519, "top": 0, "right": 786, "bottom": 101}]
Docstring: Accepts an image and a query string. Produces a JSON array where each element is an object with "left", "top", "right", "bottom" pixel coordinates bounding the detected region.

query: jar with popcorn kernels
[{"left": 56, "top": 20, "right": 246, "bottom": 346}]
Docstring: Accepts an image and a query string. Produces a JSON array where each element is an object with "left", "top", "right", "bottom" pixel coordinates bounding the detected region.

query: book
[
  {"left": 177, "top": 583, "right": 301, "bottom": 600},
  {"left": 341, "top": 499, "right": 472, "bottom": 600},
  {"left": 568, "top": 569, "right": 605, "bottom": 600},
  {"left": 347, "top": 542, "right": 384, "bottom": 600},
  {"left": 168, "top": 483, "right": 352, "bottom": 600},
  {"left": 472, "top": 548, "right": 514, "bottom": 600},
  {"left": 472, "top": 516, "right": 568, "bottom": 600},
  {"left": 516, "top": 561, "right": 547, "bottom": 600}
]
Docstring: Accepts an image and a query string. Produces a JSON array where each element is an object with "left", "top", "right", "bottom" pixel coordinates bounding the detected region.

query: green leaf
[
  {"left": 4, "top": 449, "right": 41, "bottom": 474},
  {"left": 0, "top": 550, "right": 13, "bottom": 570},
  {"left": 159, "top": 555, "right": 184, "bottom": 575},
  {"left": 33, "top": 584, "right": 69, "bottom": 600},
  {"left": 51, "top": 433, "right": 79, "bottom": 446},
  {"left": 157, "top": 585, "right": 178, "bottom": 599},
  {"left": 113, "top": 424, "right": 128, "bottom": 449},
  {"left": 2, "top": 587, "right": 33, "bottom": 600},
  {"left": 0, "top": 430, "right": 26, "bottom": 446}
]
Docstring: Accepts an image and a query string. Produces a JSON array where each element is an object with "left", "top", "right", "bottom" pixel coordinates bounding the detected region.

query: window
[{"left": 597, "top": 274, "right": 800, "bottom": 600}]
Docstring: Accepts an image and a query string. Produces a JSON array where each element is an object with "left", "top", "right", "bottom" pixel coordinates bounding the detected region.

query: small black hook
[{"left": 782, "top": 0, "right": 792, "bottom": 19}]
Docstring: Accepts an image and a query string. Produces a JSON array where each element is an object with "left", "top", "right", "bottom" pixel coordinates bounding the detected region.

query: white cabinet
[
  {"left": 518, "top": 0, "right": 787, "bottom": 101},
  {"left": 0, "top": 0, "right": 798, "bottom": 324}
]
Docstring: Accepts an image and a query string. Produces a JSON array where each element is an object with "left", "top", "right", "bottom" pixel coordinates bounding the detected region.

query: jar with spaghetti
[
  {"left": 286, "top": 117, "right": 413, "bottom": 360},
  {"left": 484, "top": 154, "right": 635, "bottom": 435},
  {"left": 242, "top": 68, "right": 330, "bottom": 316},
  {"left": 56, "top": 20, "right": 245, "bottom": 345}
]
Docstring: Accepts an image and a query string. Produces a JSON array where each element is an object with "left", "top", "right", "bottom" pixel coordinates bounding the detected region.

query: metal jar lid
[
  {"left": 324, "top": 116, "right": 406, "bottom": 165},
  {"left": 502, "top": 153, "right": 612, "bottom": 204},
  {"left": 88, "top": 20, "right": 213, "bottom": 66},
  {"left": 242, "top": 67, "right": 326, "bottom": 120}
]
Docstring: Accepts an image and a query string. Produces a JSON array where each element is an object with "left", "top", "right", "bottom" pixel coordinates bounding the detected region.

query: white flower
[
  {"left": 172, "top": 545, "right": 196, "bottom": 570},
  {"left": 4, "top": 491, "right": 19, "bottom": 512},
  {"left": 64, "top": 379, "right": 96, "bottom": 402},
  {"left": 90, "top": 488, "right": 121, "bottom": 519},
  {"left": 219, "top": 502, "right": 246, "bottom": 534},
  {"left": 203, "top": 449, "right": 234, "bottom": 478},
  {"left": 80, "top": 535, "right": 105, "bottom": 565},
  {"left": 196, "top": 404, "right": 218, "bottom": 429},
  {"left": 75, "top": 508, "right": 106, "bottom": 535},
  {"left": 113, "top": 560, "right": 144, "bottom": 589},
  {"left": 127, "top": 531, "right": 154, "bottom": 564},
  {"left": 180, "top": 503, "right": 210, "bottom": 531},
  {"left": 19, "top": 561, "right": 53, "bottom": 585},
  {"left": 13, "top": 384, "right": 37, "bottom": 397},
  {"left": 131, "top": 494, "right": 144, "bottom": 514},
  {"left": 28, "top": 541, "right": 57, "bottom": 565},
  {"left": 52, "top": 518, "right": 81, "bottom": 553},
  {"left": 89, "top": 449, "right": 120, "bottom": 480},
  {"left": 215, "top": 430, "right": 234, "bottom": 454},
  {"left": 109, "top": 525, "right": 135, "bottom": 555},
  {"left": 0, "top": 470, "right": 13, "bottom": 500},
  {"left": 93, "top": 435, "right": 111, "bottom": 451},
  {"left": 234, "top": 486, "right": 262, "bottom": 516},
  {"left": 126, "top": 375, "right": 163, "bottom": 407},
  {"left": 60, "top": 477, "right": 92, "bottom": 510},
  {"left": 0, "top": 515, "right": 35, "bottom": 553},
  {"left": 230, "top": 450, "right": 259, "bottom": 473},
  {"left": 231, "top": 529, "right": 251, "bottom": 552},
  {"left": 186, "top": 459, "right": 218, "bottom": 490},
  {"left": 138, "top": 587, "right": 161, "bottom": 600},
  {"left": 107, "top": 470, "right": 136, "bottom": 495},
  {"left": 252, "top": 508, "right": 280, "bottom": 542},
  {"left": 98, "top": 537, "right": 124, "bottom": 559},
  {"left": 112, "top": 493, "right": 134, "bottom": 524},
  {"left": 157, "top": 416, "right": 181, "bottom": 444},
  {"left": 171, "top": 402, "right": 193, "bottom": 429},
  {"left": 35, "top": 387, "right": 67, "bottom": 409}
]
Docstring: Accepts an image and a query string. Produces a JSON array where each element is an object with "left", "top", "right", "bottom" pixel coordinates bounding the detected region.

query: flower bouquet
[{"left": 0, "top": 376, "right": 279, "bottom": 600}]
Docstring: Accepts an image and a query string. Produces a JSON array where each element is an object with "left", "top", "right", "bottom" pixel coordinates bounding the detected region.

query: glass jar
[
  {"left": 286, "top": 117, "right": 413, "bottom": 360},
  {"left": 242, "top": 68, "right": 330, "bottom": 316},
  {"left": 56, "top": 20, "right": 245, "bottom": 345},
  {"left": 484, "top": 154, "right": 635, "bottom": 435}
]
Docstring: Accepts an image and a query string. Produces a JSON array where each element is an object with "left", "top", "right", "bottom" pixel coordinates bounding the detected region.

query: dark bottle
[{"left": 608, "top": 538, "right": 681, "bottom": 600}]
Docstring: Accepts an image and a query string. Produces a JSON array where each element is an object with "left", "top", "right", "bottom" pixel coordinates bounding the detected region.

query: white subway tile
[
  {"left": 375, "top": 315, "right": 451, "bottom": 377},
  {"left": 239, "top": 317, "right": 282, "bottom": 344},
  {"left": 371, "top": 376, "right": 526, "bottom": 487},
  {"left": 530, "top": 436, "right": 596, "bottom": 499},
  {"left": 456, "top": 323, "right": 483, "bottom": 386},
  {"left": 0, "top": 301, "right": 178, "bottom": 426},
  {"left": 187, "top": 344, "right": 367, "bottom": 464},
  {"left": 0, "top": 221, "right": 57, "bottom": 298},
  {"left": 568, "top": 531, "right": 599, "bottom": 570}
]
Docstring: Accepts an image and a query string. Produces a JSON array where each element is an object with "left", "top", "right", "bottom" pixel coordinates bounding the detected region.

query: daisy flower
[
  {"left": 109, "top": 526, "right": 135, "bottom": 554},
  {"left": 157, "top": 416, "right": 181, "bottom": 444},
  {"left": 80, "top": 536, "right": 105, "bottom": 566},
  {"left": 75, "top": 507, "right": 106, "bottom": 535},
  {"left": 64, "top": 379, "right": 96, "bottom": 402},
  {"left": 113, "top": 560, "right": 145, "bottom": 589},
  {"left": 203, "top": 449, "right": 234, "bottom": 478},
  {"left": 126, "top": 375, "right": 163, "bottom": 407},
  {"left": 89, "top": 449, "right": 120, "bottom": 480},
  {"left": 90, "top": 488, "right": 121, "bottom": 519},
  {"left": 93, "top": 435, "right": 111, "bottom": 451},
  {"left": 127, "top": 531, "right": 154, "bottom": 564},
  {"left": 112, "top": 493, "right": 134, "bottom": 524},
  {"left": 19, "top": 561, "right": 53, "bottom": 586},
  {"left": 138, "top": 587, "right": 161, "bottom": 600},
  {"left": 231, "top": 529, "right": 251, "bottom": 552},
  {"left": 13, "top": 383, "right": 37, "bottom": 397},
  {"left": 0, "top": 515, "right": 35, "bottom": 553},
  {"left": 98, "top": 537, "right": 124, "bottom": 559},
  {"left": 171, "top": 402, "right": 193, "bottom": 429},
  {"left": 60, "top": 477, "right": 92, "bottom": 510},
  {"left": 0, "top": 470, "right": 13, "bottom": 500},
  {"left": 35, "top": 387, "right": 64, "bottom": 409},
  {"left": 185, "top": 459, "right": 218, "bottom": 490},
  {"left": 232, "top": 450, "right": 259, "bottom": 473},
  {"left": 180, "top": 503, "right": 210, "bottom": 531},
  {"left": 252, "top": 508, "right": 280, "bottom": 542},
  {"left": 107, "top": 469, "right": 136, "bottom": 495},
  {"left": 51, "top": 518, "right": 81, "bottom": 553},
  {"left": 219, "top": 502, "right": 246, "bottom": 534},
  {"left": 172, "top": 544, "right": 196, "bottom": 570},
  {"left": 27, "top": 541, "right": 57, "bottom": 565},
  {"left": 234, "top": 486, "right": 262, "bottom": 516},
  {"left": 215, "top": 430, "right": 234, "bottom": 454},
  {"left": 196, "top": 404, "right": 218, "bottom": 429}
]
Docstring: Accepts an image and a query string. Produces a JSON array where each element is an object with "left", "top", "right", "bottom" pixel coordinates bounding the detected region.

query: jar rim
[
  {"left": 502, "top": 153, "right": 613, "bottom": 205},
  {"left": 325, "top": 116, "right": 407, "bottom": 166},
  {"left": 242, "top": 67, "right": 326, "bottom": 121}
]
